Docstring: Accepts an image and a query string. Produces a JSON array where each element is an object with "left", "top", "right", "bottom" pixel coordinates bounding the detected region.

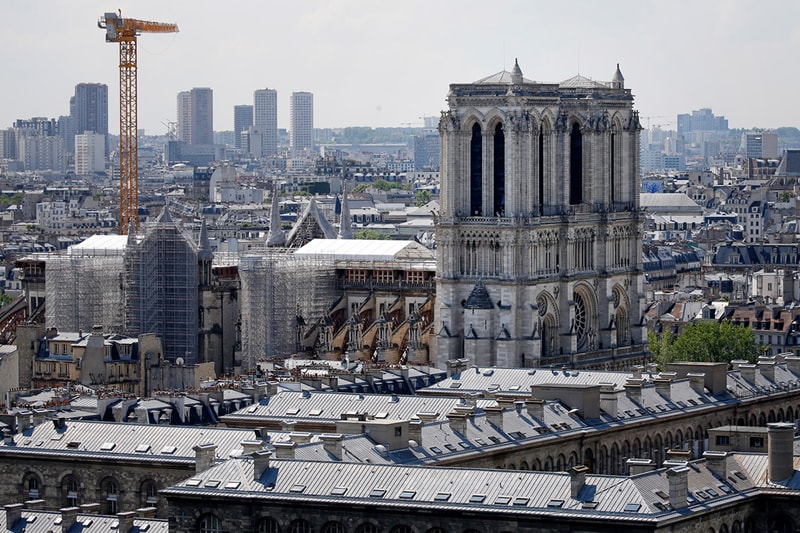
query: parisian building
[{"left": 434, "top": 60, "right": 646, "bottom": 369}]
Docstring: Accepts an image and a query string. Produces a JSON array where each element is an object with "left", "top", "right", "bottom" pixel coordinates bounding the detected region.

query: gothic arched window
[
  {"left": 470, "top": 123, "right": 483, "bottom": 215},
  {"left": 569, "top": 122, "right": 583, "bottom": 205},
  {"left": 493, "top": 122, "right": 505, "bottom": 216}
]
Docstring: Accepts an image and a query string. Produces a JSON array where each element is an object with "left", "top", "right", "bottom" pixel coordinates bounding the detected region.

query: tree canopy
[{"left": 649, "top": 320, "right": 763, "bottom": 369}]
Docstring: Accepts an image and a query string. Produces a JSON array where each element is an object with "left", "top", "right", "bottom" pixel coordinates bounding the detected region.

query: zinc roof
[
  {"left": 293, "top": 239, "right": 433, "bottom": 262},
  {"left": 0, "top": 511, "right": 167, "bottom": 533},
  {"left": 1, "top": 420, "right": 259, "bottom": 461}
]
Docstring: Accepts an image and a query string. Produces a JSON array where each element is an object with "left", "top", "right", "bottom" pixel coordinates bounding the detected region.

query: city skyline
[{"left": 1, "top": 1, "right": 799, "bottom": 136}]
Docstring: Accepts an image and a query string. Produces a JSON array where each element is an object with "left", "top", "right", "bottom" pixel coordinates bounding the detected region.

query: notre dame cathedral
[{"left": 434, "top": 60, "right": 647, "bottom": 369}]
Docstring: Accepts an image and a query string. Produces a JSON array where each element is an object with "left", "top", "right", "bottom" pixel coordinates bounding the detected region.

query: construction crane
[{"left": 98, "top": 11, "right": 178, "bottom": 234}]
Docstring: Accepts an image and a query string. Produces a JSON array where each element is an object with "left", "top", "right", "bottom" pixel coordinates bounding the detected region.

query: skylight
[
  {"left": 433, "top": 492, "right": 451, "bottom": 502},
  {"left": 494, "top": 496, "right": 511, "bottom": 505},
  {"left": 398, "top": 490, "right": 416, "bottom": 499},
  {"left": 624, "top": 503, "right": 641, "bottom": 513},
  {"left": 469, "top": 494, "right": 486, "bottom": 504},
  {"left": 369, "top": 489, "right": 386, "bottom": 498},
  {"left": 546, "top": 499, "right": 563, "bottom": 508},
  {"left": 135, "top": 444, "right": 151, "bottom": 453},
  {"left": 100, "top": 442, "right": 116, "bottom": 451},
  {"left": 331, "top": 487, "right": 348, "bottom": 496},
  {"left": 290, "top": 484, "right": 306, "bottom": 493}
]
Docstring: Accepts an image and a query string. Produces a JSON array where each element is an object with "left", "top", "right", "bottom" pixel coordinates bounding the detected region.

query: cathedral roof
[
  {"left": 474, "top": 69, "right": 536, "bottom": 84},
  {"left": 463, "top": 280, "right": 494, "bottom": 310},
  {"left": 559, "top": 74, "right": 607, "bottom": 89}
]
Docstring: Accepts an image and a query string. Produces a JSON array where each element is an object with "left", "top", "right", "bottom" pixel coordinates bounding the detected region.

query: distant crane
[{"left": 98, "top": 11, "right": 178, "bottom": 233}]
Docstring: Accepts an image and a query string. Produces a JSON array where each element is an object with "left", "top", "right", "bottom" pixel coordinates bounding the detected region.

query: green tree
[
  {"left": 414, "top": 189, "right": 432, "bottom": 207},
  {"left": 354, "top": 228, "right": 389, "bottom": 240},
  {"left": 649, "top": 320, "right": 762, "bottom": 369}
]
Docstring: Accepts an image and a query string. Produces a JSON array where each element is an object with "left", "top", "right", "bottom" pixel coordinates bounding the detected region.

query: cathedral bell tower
[{"left": 434, "top": 60, "right": 646, "bottom": 369}]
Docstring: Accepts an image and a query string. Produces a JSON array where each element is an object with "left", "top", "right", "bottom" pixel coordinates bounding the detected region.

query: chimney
[
  {"left": 240, "top": 440, "right": 263, "bottom": 455},
  {"left": 757, "top": 360, "right": 776, "bottom": 382},
  {"left": 320, "top": 433, "right": 344, "bottom": 460},
  {"left": 136, "top": 507, "right": 157, "bottom": 519},
  {"left": 497, "top": 396, "right": 517, "bottom": 411},
  {"left": 416, "top": 412, "right": 439, "bottom": 425},
  {"left": 193, "top": 443, "right": 217, "bottom": 474},
  {"left": 645, "top": 363, "right": 658, "bottom": 375},
  {"left": 526, "top": 398, "right": 545, "bottom": 420},
  {"left": 631, "top": 365, "right": 644, "bottom": 379},
  {"left": 273, "top": 441, "right": 296, "bottom": 459},
  {"left": 768, "top": 422, "right": 795, "bottom": 482},
  {"left": 79, "top": 503, "right": 100, "bottom": 515},
  {"left": 116, "top": 511, "right": 136, "bottom": 533},
  {"left": 739, "top": 364, "right": 757, "bottom": 384},
  {"left": 598, "top": 384, "right": 618, "bottom": 417},
  {"left": 4, "top": 504, "right": 24, "bottom": 528},
  {"left": 446, "top": 412, "right": 468, "bottom": 435},
  {"left": 252, "top": 449, "right": 272, "bottom": 481},
  {"left": 626, "top": 458, "right": 655, "bottom": 475},
  {"left": 730, "top": 359, "right": 748, "bottom": 371},
  {"left": 24, "top": 499, "right": 45, "bottom": 510},
  {"left": 483, "top": 405, "right": 504, "bottom": 429},
  {"left": 624, "top": 379, "right": 643, "bottom": 404},
  {"left": 666, "top": 449, "right": 692, "bottom": 462},
  {"left": 289, "top": 431, "right": 312, "bottom": 444},
  {"left": 687, "top": 373, "right": 706, "bottom": 395},
  {"left": 408, "top": 419, "right": 423, "bottom": 447},
  {"left": 3, "top": 429, "right": 13, "bottom": 446},
  {"left": 569, "top": 465, "right": 588, "bottom": 499},
  {"left": 785, "top": 356, "right": 800, "bottom": 376},
  {"left": 60, "top": 507, "right": 80, "bottom": 533},
  {"left": 280, "top": 420, "right": 296, "bottom": 433},
  {"left": 666, "top": 466, "right": 689, "bottom": 510},
  {"left": 703, "top": 450, "right": 728, "bottom": 479},
  {"left": 653, "top": 378, "right": 672, "bottom": 399}
]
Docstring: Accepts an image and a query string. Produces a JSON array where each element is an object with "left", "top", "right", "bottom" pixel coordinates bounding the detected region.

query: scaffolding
[
  {"left": 125, "top": 209, "right": 199, "bottom": 364},
  {"left": 239, "top": 250, "right": 336, "bottom": 370},
  {"left": 45, "top": 253, "right": 126, "bottom": 333},
  {"left": 44, "top": 235, "right": 128, "bottom": 333}
]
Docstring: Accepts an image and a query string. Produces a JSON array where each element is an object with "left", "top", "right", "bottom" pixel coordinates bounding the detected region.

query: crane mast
[{"left": 99, "top": 11, "right": 178, "bottom": 234}]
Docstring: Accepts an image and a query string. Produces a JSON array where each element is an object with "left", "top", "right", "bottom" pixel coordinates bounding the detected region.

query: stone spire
[
  {"left": 338, "top": 185, "right": 353, "bottom": 239},
  {"left": 266, "top": 192, "right": 286, "bottom": 247},
  {"left": 511, "top": 58, "right": 524, "bottom": 85},
  {"left": 198, "top": 218, "right": 213, "bottom": 261},
  {"left": 611, "top": 63, "right": 625, "bottom": 89}
]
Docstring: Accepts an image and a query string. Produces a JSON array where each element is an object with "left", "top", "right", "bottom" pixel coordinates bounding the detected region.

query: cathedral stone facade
[{"left": 434, "top": 61, "right": 646, "bottom": 369}]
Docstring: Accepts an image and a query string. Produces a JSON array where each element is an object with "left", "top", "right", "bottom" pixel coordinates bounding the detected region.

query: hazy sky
[{"left": 2, "top": 1, "right": 798, "bottom": 135}]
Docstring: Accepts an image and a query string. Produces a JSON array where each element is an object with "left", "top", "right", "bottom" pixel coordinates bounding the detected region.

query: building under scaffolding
[
  {"left": 238, "top": 238, "right": 436, "bottom": 371},
  {"left": 125, "top": 208, "right": 199, "bottom": 365},
  {"left": 45, "top": 234, "right": 127, "bottom": 333},
  {"left": 239, "top": 250, "right": 336, "bottom": 370}
]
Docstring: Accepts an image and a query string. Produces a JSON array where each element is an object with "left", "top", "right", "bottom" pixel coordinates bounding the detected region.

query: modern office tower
[
  {"left": 434, "top": 61, "right": 646, "bottom": 369},
  {"left": 0, "top": 129, "right": 15, "bottom": 159},
  {"left": 414, "top": 133, "right": 441, "bottom": 171},
  {"left": 69, "top": 83, "right": 108, "bottom": 153},
  {"left": 233, "top": 105, "right": 254, "bottom": 150},
  {"left": 13, "top": 118, "right": 64, "bottom": 171},
  {"left": 290, "top": 91, "right": 314, "bottom": 156},
  {"left": 741, "top": 131, "right": 779, "bottom": 159},
  {"left": 74, "top": 132, "right": 106, "bottom": 175},
  {"left": 254, "top": 88, "right": 278, "bottom": 156},
  {"left": 676, "top": 108, "right": 728, "bottom": 135},
  {"left": 177, "top": 88, "right": 214, "bottom": 145}
]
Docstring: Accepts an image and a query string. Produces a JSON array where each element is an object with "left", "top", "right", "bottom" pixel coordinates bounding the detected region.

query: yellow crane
[{"left": 98, "top": 11, "right": 178, "bottom": 234}]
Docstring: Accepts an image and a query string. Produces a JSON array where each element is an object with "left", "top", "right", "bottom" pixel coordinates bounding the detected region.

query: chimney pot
[
  {"left": 4, "top": 504, "right": 24, "bottom": 528},
  {"left": 768, "top": 422, "right": 795, "bottom": 482},
  {"left": 703, "top": 450, "right": 728, "bottom": 479},
  {"left": 569, "top": 465, "right": 588, "bottom": 499},
  {"left": 320, "top": 433, "right": 344, "bottom": 460},
  {"left": 273, "top": 441, "right": 296, "bottom": 459},
  {"left": 59, "top": 507, "right": 80, "bottom": 533},
  {"left": 666, "top": 466, "right": 689, "bottom": 510},
  {"left": 116, "top": 511, "right": 136, "bottom": 533},
  {"left": 252, "top": 449, "right": 272, "bottom": 481}
]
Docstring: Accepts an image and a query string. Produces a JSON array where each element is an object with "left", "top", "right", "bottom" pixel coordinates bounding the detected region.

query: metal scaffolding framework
[
  {"left": 239, "top": 250, "right": 336, "bottom": 370},
  {"left": 125, "top": 211, "right": 199, "bottom": 364},
  {"left": 45, "top": 253, "right": 126, "bottom": 334}
]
